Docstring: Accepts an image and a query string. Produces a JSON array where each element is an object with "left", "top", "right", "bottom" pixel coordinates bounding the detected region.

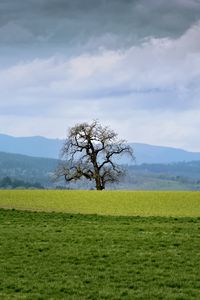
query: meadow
[
  {"left": 0, "top": 190, "right": 200, "bottom": 216},
  {"left": 0, "top": 191, "right": 200, "bottom": 299}
]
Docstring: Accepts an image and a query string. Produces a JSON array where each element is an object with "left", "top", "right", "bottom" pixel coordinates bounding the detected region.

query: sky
[{"left": 1, "top": 0, "right": 200, "bottom": 151}]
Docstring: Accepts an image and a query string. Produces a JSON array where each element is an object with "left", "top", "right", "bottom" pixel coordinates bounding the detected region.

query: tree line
[{"left": 0, "top": 176, "right": 44, "bottom": 189}]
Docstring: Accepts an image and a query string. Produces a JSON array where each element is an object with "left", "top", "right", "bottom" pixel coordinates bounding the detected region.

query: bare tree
[{"left": 56, "top": 120, "right": 133, "bottom": 190}]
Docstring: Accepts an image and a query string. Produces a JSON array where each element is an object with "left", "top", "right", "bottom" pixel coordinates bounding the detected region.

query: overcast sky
[{"left": 1, "top": 0, "right": 200, "bottom": 151}]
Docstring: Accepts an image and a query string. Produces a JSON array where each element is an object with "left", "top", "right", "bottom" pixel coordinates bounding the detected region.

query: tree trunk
[
  {"left": 95, "top": 177, "right": 104, "bottom": 190},
  {"left": 95, "top": 173, "right": 104, "bottom": 190},
  {"left": 92, "top": 155, "right": 104, "bottom": 190}
]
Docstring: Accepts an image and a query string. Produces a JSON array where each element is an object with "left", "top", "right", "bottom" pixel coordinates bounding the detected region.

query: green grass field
[
  {"left": 0, "top": 191, "right": 200, "bottom": 299},
  {"left": 0, "top": 190, "right": 200, "bottom": 216}
]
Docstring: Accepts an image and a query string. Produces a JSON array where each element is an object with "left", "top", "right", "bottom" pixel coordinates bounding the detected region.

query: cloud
[
  {"left": 0, "top": 22, "right": 35, "bottom": 43},
  {"left": 1, "top": 19, "right": 200, "bottom": 150},
  {"left": 1, "top": 21, "right": 200, "bottom": 109},
  {"left": 0, "top": 0, "right": 200, "bottom": 48}
]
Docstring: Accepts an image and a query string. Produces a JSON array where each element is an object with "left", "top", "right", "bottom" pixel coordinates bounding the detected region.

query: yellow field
[{"left": 0, "top": 190, "right": 200, "bottom": 217}]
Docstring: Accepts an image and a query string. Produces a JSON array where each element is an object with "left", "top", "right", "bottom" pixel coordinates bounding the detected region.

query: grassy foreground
[
  {"left": 0, "top": 190, "right": 200, "bottom": 216},
  {"left": 0, "top": 209, "right": 200, "bottom": 299}
]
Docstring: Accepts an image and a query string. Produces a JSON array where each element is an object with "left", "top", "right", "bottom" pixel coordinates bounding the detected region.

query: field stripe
[{"left": 0, "top": 190, "right": 200, "bottom": 217}]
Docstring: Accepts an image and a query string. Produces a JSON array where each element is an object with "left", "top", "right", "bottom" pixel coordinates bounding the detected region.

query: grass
[
  {"left": 0, "top": 209, "right": 200, "bottom": 299},
  {"left": 0, "top": 191, "right": 200, "bottom": 299},
  {"left": 0, "top": 190, "right": 200, "bottom": 217}
]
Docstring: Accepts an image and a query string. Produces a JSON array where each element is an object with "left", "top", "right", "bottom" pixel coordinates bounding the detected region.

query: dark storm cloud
[{"left": 0, "top": 0, "right": 200, "bottom": 47}]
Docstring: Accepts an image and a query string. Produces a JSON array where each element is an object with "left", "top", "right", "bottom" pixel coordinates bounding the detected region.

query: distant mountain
[
  {"left": 1, "top": 133, "right": 200, "bottom": 164},
  {"left": 130, "top": 143, "right": 200, "bottom": 164},
  {"left": 0, "top": 134, "right": 63, "bottom": 159}
]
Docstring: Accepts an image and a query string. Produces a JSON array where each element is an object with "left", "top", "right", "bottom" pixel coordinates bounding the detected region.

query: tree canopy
[{"left": 56, "top": 120, "right": 133, "bottom": 190}]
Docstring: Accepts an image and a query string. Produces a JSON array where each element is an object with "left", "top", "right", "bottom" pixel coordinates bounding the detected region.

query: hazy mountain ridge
[
  {"left": 129, "top": 143, "right": 200, "bottom": 164},
  {"left": 0, "top": 134, "right": 63, "bottom": 159},
  {"left": 1, "top": 133, "right": 200, "bottom": 164}
]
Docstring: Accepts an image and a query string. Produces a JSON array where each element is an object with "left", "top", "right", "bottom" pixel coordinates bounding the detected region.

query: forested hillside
[
  {"left": 1, "top": 151, "right": 200, "bottom": 190},
  {"left": 0, "top": 152, "right": 58, "bottom": 187}
]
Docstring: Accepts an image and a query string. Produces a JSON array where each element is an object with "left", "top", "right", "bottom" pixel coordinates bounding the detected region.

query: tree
[{"left": 56, "top": 120, "right": 133, "bottom": 190}]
